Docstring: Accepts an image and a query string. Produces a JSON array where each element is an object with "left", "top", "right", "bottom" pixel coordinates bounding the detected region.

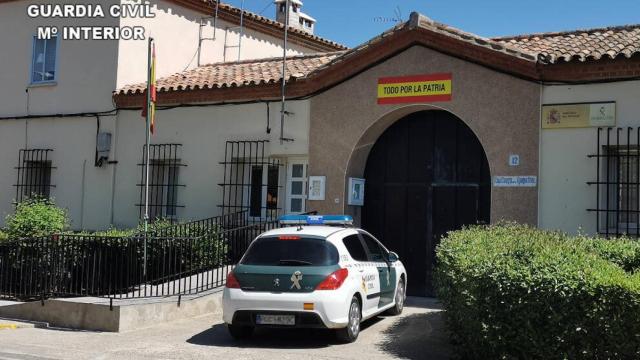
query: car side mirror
[{"left": 387, "top": 251, "right": 399, "bottom": 262}]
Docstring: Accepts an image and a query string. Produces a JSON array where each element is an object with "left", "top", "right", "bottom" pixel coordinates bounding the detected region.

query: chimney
[{"left": 274, "top": 0, "right": 316, "bottom": 34}]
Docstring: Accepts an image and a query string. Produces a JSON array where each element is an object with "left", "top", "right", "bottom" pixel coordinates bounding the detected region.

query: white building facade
[
  {"left": 0, "top": 0, "right": 344, "bottom": 229},
  {"left": 1, "top": 3, "right": 638, "bottom": 295}
]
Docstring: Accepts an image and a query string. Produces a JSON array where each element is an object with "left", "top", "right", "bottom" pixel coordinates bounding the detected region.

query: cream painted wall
[
  {"left": 0, "top": 0, "right": 320, "bottom": 117},
  {"left": 111, "top": 101, "right": 309, "bottom": 228},
  {"left": 0, "top": 115, "right": 118, "bottom": 230},
  {"left": 0, "top": 0, "right": 120, "bottom": 117},
  {"left": 0, "top": 100, "right": 310, "bottom": 230},
  {"left": 539, "top": 80, "right": 640, "bottom": 235},
  {"left": 116, "top": 0, "right": 311, "bottom": 88}
]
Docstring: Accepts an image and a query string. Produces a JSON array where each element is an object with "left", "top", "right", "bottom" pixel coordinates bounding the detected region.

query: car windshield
[{"left": 240, "top": 236, "right": 339, "bottom": 266}]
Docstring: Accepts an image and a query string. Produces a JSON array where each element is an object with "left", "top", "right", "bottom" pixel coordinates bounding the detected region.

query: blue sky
[{"left": 223, "top": 0, "right": 640, "bottom": 47}]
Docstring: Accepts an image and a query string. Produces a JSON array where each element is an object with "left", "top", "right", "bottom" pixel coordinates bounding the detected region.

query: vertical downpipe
[
  {"left": 110, "top": 112, "right": 120, "bottom": 225},
  {"left": 537, "top": 83, "right": 543, "bottom": 228},
  {"left": 237, "top": 0, "right": 245, "bottom": 62},
  {"left": 80, "top": 159, "right": 87, "bottom": 229},
  {"left": 279, "top": 0, "right": 290, "bottom": 145}
]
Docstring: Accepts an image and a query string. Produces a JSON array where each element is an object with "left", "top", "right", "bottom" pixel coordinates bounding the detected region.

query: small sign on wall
[
  {"left": 348, "top": 178, "right": 365, "bottom": 206},
  {"left": 308, "top": 176, "right": 326, "bottom": 201},
  {"left": 542, "top": 102, "right": 616, "bottom": 129},
  {"left": 493, "top": 176, "right": 537, "bottom": 187},
  {"left": 509, "top": 154, "right": 520, "bottom": 167}
]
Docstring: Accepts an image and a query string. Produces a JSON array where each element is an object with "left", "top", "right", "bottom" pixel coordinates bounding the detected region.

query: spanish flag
[{"left": 141, "top": 39, "right": 157, "bottom": 134}]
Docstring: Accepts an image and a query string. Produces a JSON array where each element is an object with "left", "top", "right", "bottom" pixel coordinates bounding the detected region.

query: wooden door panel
[
  {"left": 363, "top": 110, "right": 490, "bottom": 297},
  {"left": 406, "top": 185, "right": 429, "bottom": 296},
  {"left": 456, "top": 187, "right": 480, "bottom": 228},
  {"left": 433, "top": 115, "right": 457, "bottom": 183},
  {"left": 382, "top": 185, "right": 407, "bottom": 256}
]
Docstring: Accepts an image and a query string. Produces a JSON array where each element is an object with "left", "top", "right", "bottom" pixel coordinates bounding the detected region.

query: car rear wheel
[
  {"left": 227, "top": 324, "right": 254, "bottom": 339},
  {"left": 336, "top": 296, "right": 361, "bottom": 343},
  {"left": 386, "top": 278, "right": 405, "bottom": 315}
]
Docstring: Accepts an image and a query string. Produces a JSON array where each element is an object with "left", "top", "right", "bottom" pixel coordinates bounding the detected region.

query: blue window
[{"left": 31, "top": 36, "right": 58, "bottom": 83}]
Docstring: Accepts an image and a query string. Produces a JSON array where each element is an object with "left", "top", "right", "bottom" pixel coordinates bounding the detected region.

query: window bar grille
[
  {"left": 218, "top": 140, "right": 282, "bottom": 222},
  {"left": 14, "top": 149, "right": 55, "bottom": 203},
  {"left": 587, "top": 127, "right": 640, "bottom": 237},
  {"left": 136, "top": 144, "right": 186, "bottom": 223}
]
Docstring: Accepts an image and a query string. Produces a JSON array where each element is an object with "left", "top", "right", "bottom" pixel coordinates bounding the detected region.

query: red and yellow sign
[{"left": 377, "top": 73, "right": 452, "bottom": 105}]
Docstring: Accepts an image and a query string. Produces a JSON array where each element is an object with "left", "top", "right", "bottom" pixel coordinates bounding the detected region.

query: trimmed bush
[
  {"left": 435, "top": 223, "right": 640, "bottom": 359},
  {"left": 5, "top": 197, "right": 69, "bottom": 238},
  {"left": 67, "top": 218, "right": 174, "bottom": 237}
]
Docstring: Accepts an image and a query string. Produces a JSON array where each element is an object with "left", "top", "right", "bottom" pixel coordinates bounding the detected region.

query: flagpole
[{"left": 143, "top": 37, "right": 153, "bottom": 277}]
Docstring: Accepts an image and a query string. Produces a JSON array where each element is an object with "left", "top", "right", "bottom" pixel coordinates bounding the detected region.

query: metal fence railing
[
  {"left": 0, "top": 218, "right": 279, "bottom": 301},
  {"left": 148, "top": 210, "right": 249, "bottom": 237}
]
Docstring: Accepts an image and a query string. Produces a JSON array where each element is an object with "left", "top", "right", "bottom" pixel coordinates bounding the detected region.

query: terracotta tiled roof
[
  {"left": 115, "top": 13, "right": 640, "bottom": 102},
  {"left": 307, "top": 13, "right": 539, "bottom": 78},
  {"left": 494, "top": 24, "right": 640, "bottom": 63},
  {"left": 117, "top": 13, "right": 538, "bottom": 96},
  {"left": 117, "top": 52, "right": 343, "bottom": 95}
]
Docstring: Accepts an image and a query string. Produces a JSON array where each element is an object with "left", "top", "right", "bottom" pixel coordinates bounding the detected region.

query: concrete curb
[
  {"left": 0, "top": 290, "right": 222, "bottom": 332},
  {"left": 0, "top": 318, "right": 48, "bottom": 329}
]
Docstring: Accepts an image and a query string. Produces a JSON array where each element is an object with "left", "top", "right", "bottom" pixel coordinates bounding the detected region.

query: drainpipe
[
  {"left": 279, "top": 0, "right": 290, "bottom": 145},
  {"left": 537, "top": 82, "right": 543, "bottom": 228}
]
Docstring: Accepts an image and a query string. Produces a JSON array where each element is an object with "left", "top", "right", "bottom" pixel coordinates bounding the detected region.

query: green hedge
[
  {"left": 6, "top": 197, "right": 68, "bottom": 238},
  {"left": 435, "top": 223, "right": 640, "bottom": 359}
]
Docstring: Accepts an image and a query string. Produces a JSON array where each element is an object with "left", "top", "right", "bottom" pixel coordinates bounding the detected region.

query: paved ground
[{"left": 0, "top": 297, "right": 452, "bottom": 360}]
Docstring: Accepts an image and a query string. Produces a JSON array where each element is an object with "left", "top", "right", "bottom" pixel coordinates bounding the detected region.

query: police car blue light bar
[{"left": 279, "top": 215, "right": 353, "bottom": 226}]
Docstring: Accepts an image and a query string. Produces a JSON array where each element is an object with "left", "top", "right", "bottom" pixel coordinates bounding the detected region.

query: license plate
[{"left": 256, "top": 314, "right": 295, "bottom": 326}]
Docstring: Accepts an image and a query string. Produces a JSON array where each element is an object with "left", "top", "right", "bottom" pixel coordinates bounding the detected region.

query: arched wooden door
[{"left": 362, "top": 110, "right": 491, "bottom": 296}]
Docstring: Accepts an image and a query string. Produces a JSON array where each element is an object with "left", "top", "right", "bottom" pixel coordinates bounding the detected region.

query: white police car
[{"left": 222, "top": 215, "right": 407, "bottom": 343}]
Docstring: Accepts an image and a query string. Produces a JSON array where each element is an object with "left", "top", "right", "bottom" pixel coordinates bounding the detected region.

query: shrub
[
  {"left": 435, "top": 223, "right": 640, "bottom": 359},
  {"left": 5, "top": 197, "right": 69, "bottom": 238},
  {"left": 65, "top": 219, "right": 174, "bottom": 237},
  {"left": 0, "top": 230, "right": 8, "bottom": 243}
]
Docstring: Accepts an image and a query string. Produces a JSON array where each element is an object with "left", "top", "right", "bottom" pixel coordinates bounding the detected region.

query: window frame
[
  {"left": 247, "top": 162, "right": 281, "bottom": 220},
  {"left": 148, "top": 159, "right": 182, "bottom": 220},
  {"left": 602, "top": 146, "right": 640, "bottom": 232},
  {"left": 137, "top": 144, "right": 185, "bottom": 222},
  {"left": 342, "top": 234, "right": 368, "bottom": 262},
  {"left": 286, "top": 159, "right": 308, "bottom": 214},
  {"left": 30, "top": 35, "right": 59, "bottom": 85},
  {"left": 15, "top": 149, "right": 55, "bottom": 203},
  {"left": 241, "top": 236, "right": 339, "bottom": 266},
  {"left": 22, "top": 160, "right": 53, "bottom": 199},
  {"left": 359, "top": 231, "right": 389, "bottom": 263}
]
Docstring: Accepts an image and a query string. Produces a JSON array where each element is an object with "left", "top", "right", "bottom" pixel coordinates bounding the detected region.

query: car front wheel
[
  {"left": 386, "top": 278, "right": 405, "bottom": 315},
  {"left": 336, "top": 296, "right": 361, "bottom": 343}
]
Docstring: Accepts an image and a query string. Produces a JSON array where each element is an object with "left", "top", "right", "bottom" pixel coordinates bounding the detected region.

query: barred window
[
  {"left": 14, "top": 149, "right": 55, "bottom": 202},
  {"left": 220, "top": 141, "right": 282, "bottom": 220},
  {"left": 609, "top": 148, "right": 639, "bottom": 226},
  {"left": 137, "top": 144, "right": 185, "bottom": 221},
  {"left": 588, "top": 128, "right": 640, "bottom": 237}
]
